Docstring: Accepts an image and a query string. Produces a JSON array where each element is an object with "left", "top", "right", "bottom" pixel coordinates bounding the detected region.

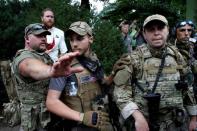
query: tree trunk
[{"left": 81, "top": 0, "right": 90, "bottom": 10}]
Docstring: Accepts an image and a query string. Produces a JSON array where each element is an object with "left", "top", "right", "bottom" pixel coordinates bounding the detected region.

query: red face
[
  {"left": 41, "top": 10, "right": 54, "bottom": 29},
  {"left": 26, "top": 34, "right": 47, "bottom": 52}
]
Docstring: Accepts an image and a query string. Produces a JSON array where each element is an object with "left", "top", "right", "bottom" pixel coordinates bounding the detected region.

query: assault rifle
[
  {"left": 142, "top": 48, "right": 167, "bottom": 131},
  {"left": 143, "top": 93, "right": 161, "bottom": 131}
]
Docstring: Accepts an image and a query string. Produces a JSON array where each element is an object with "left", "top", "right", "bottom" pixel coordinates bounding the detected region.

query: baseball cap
[
  {"left": 25, "top": 23, "right": 51, "bottom": 36},
  {"left": 66, "top": 21, "right": 92, "bottom": 36},
  {"left": 143, "top": 14, "right": 168, "bottom": 28}
]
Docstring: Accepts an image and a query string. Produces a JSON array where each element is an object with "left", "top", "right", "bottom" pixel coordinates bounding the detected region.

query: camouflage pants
[
  {"left": 159, "top": 120, "right": 188, "bottom": 131},
  {"left": 19, "top": 126, "right": 46, "bottom": 131},
  {"left": 20, "top": 103, "right": 50, "bottom": 131},
  {"left": 122, "top": 119, "right": 188, "bottom": 131},
  {"left": 121, "top": 109, "right": 189, "bottom": 131}
]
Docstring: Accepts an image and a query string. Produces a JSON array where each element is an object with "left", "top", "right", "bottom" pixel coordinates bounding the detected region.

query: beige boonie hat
[
  {"left": 67, "top": 21, "right": 92, "bottom": 36},
  {"left": 143, "top": 14, "right": 168, "bottom": 27},
  {"left": 25, "top": 23, "right": 50, "bottom": 36}
]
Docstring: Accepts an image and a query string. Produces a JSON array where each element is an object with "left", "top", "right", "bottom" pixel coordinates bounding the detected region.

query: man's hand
[
  {"left": 132, "top": 110, "right": 149, "bottom": 131},
  {"left": 112, "top": 53, "right": 131, "bottom": 75},
  {"left": 189, "top": 116, "right": 197, "bottom": 131},
  {"left": 81, "top": 111, "right": 110, "bottom": 129},
  {"left": 51, "top": 51, "right": 83, "bottom": 77}
]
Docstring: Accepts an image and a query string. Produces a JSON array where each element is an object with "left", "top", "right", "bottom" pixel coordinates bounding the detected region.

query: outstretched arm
[{"left": 19, "top": 51, "right": 83, "bottom": 80}]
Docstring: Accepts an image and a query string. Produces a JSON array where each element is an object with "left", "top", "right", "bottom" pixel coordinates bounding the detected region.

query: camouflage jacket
[{"left": 113, "top": 43, "right": 197, "bottom": 120}]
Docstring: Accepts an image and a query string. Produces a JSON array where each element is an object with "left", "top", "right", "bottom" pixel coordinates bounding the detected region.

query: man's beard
[
  {"left": 35, "top": 47, "right": 46, "bottom": 53},
  {"left": 44, "top": 21, "right": 54, "bottom": 29},
  {"left": 179, "top": 37, "right": 189, "bottom": 44}
]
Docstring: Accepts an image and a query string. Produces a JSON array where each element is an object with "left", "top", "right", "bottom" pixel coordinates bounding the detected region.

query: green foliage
[
  {"left": 0, "top": 0, "right": 26, "bottom": 59},
  {"left": 0, "top": 0, "right": 189, "bottom": 74},
  {"left": 92, "top": 20, "right": 125, "bottom": 74},
  {"left": 22, "top": 0, "right": 82, "bottom": 31},
  {"left": 102, "top": 0, "right": 186, "bottom": 29},
  {"left": 0, "top": 0, "right": 93, "bottom": 59}
]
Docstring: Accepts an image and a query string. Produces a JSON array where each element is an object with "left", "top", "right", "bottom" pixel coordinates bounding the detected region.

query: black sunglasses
[{"left": 26, "top": 24, "right": 46, "bottom": 35}]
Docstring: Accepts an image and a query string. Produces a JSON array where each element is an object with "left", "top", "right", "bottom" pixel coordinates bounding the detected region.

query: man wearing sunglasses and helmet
[
  {"left": 173, "top": 20, "right": 197, "bottom": 102},
  {"left": 174, "top": 20, "right": 196, "bottom": 45},
  {"left": 173, "top": 21, "right": 197, "bottom": 131}
]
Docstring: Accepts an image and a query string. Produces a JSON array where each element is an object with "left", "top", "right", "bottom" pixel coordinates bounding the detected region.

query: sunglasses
[
  {"left": 176, "top": 20, "right": 195, "bottom": 29},
  {"left": 26, "top": 24, "right": 46, "bottom": 35}
]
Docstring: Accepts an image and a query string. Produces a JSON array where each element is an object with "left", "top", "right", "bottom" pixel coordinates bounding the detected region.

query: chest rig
[
  {"left": 61, "top": 59, "right": 102, "bottom": 112},
  {"left": 11, "top": 49, "right": 53, "bottom": 104},
  {"left": 133, "top": 45, "right": 184, "bottom": 110}
]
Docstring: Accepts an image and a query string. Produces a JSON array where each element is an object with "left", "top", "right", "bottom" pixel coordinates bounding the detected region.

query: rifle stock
[{"left": 143, "top": 93, "right": 161, "bottom": 131}]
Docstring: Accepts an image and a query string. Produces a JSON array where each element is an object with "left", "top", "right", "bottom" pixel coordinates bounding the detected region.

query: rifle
[
  {"left": 143, "top": 93, "right": 161, "bottom": 131},
  {"left": 141, "top": 47, "right": 167, "bottom": 131}
]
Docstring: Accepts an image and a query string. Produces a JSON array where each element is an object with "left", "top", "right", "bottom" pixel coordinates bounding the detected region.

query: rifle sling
[{"left": 134, "top": 47, "right": 167, "bottom": 93}]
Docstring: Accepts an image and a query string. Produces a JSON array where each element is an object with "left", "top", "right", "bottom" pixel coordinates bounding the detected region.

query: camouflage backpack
[{"left": 0, "top": 60, "right": 21, "bottom": 127}]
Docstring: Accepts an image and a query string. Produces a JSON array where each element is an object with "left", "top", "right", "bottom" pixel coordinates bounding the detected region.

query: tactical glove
[
  {"left": 112, "top": 53, "right": 131, "bottom": 75},
  {"left": 80, "top": 111, "right": 110, "bottom": 129}
]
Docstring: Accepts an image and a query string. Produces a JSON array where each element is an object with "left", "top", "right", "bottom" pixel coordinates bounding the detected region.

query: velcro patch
[{"left": 80, "top": 75, "right": 97, "bottom": 84}]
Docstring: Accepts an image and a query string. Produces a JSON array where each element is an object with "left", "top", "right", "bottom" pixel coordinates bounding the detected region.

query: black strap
[
  {"left": 151, "top": 48, "right": 167, "bottom": 93},
  {"left": 134, "top": 48, "right": 167, "bottom": 93},
  {"left": 77, "top": 56, "right": 104, "bottom": 81}
]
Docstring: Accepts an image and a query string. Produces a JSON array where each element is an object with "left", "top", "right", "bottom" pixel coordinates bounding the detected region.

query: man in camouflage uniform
[
  {"left": 173, "top": 20, "right": 197, "bottom": 101},
  {"left": 11, "top": 23, "right": 83, "bottom": 131},
  {"left": 46, "top": 21, "right": 128, "bottom": 131},
  {"left": 113, "top": 14, "right": 197, "bottom": 131}
]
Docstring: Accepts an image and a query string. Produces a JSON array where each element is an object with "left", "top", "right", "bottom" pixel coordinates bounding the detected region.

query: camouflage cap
[
  {"left": 66, "top": 21, "right": 92, "bottom": 36},
  {"left": 143, "top": 14, "right": 168, "bottom": 27},
  {"left": 25, "top": 23, "right": 51, "bottom": 36}
]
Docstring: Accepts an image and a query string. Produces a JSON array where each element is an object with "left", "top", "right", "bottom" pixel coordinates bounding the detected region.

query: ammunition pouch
[
  {"left": 143, "top": 93, "right": 161, "bottom": 131},
  {"left": 20, "top": 102, "right": 50, "bottom": 130},
  {"left": 2, "top": 99, "right": 21, "bottom": 127},
  {"left": 40, "top": 102, "right": 51, "bottom": 128},
  {"left": 91, "top": 95, "right": 107, "bottom": 112},
  {"left": 175, "top": 80, "right": 188, "bottom": 91},
  {"left": 172, "top": 108, "right": 186, "bottom": 127},
  {"left": 91, "top": 95, "right": 116, "bottom": 131}
]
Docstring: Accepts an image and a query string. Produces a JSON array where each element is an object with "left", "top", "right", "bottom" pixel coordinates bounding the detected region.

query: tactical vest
[
  {"left": 11, "top": 49, "right": 53, "bottom": 129},
  {"left": 61, "top": 59, "right": 102, "bottom": 112},
  {"left": 12, "top": 49, "right": 53, "bottom": 104},
  {"left": 133, "top": 45, "right": 184, "bottom": 115}
]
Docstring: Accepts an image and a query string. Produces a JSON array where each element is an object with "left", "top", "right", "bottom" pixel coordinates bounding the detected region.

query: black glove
[{"left": 81, "top": 111, "right": 110, "bottom": 129}]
